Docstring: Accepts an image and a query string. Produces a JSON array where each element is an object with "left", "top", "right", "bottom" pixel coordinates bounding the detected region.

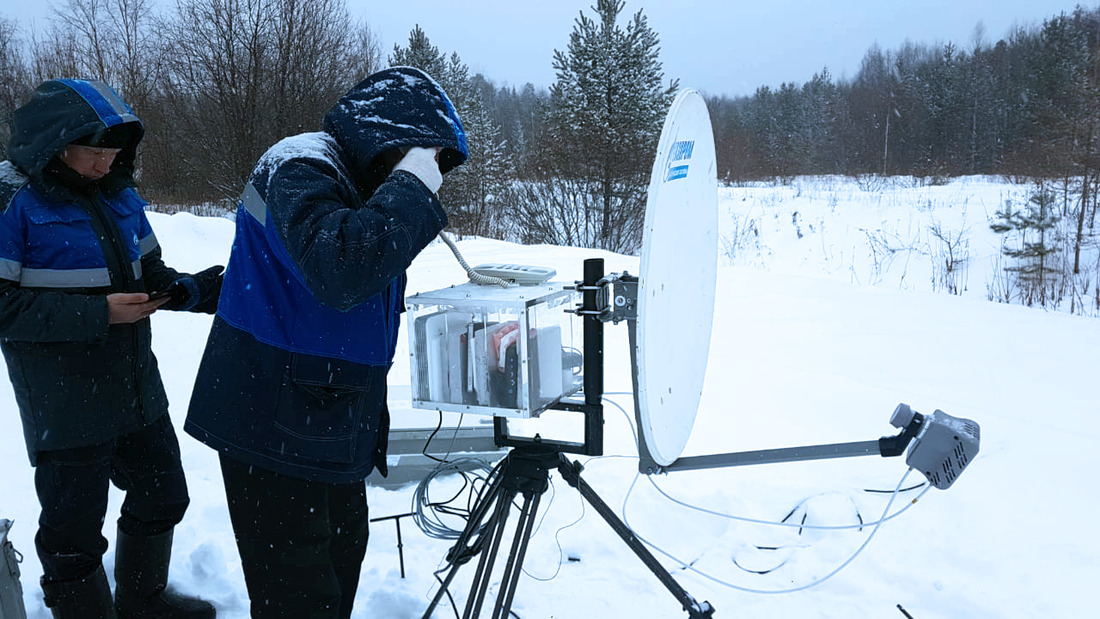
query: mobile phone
[{"left": 148, "top": 282, "right": 180, "bottom": 301}]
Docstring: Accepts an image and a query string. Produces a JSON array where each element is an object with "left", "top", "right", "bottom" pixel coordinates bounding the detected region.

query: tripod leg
[
  {"left": 491, "top": 490, "right": 542, "bottom": 619},
  {"left": 464, "top": 490, "right": 515, "bottom": 618},
  {"left": 558, "top": 455, "right": 715, "bottom": 618},
  {"left": 423, "top": 448, "right": 557, "bottom": 619},
  {"left": 424, "top": 561, "right": 461, "bottom": 619},
  {"left": 423, "top": 465, "right": 512, "bottom": 619}
]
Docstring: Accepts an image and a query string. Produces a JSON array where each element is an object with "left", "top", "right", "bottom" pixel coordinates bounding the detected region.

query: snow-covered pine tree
[
  {"left": 388, "top": 25, "right": 446, "bottom": 78},
  {"left": 436, "top": 53, "right": 512, "bottom": 238},
  {"left": 990, "top": 185, "right": 1063, "bottom": 307},
  {"left": 389, "top": 29, "right": 512, "bottom": 239},
  {"left": 534, "top": 0, "right": 677, "bottom": 253}
]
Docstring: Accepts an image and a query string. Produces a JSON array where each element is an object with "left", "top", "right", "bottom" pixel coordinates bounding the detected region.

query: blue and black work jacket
[
  {"left": 0, "top": 79, "right": 207, "bottom": 463},
  {"left": 185, "top": 67, "right": 467, "bottom": 483}
]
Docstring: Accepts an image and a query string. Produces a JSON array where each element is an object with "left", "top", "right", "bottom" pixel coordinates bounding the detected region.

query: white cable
[
  {"left": 601, "top": 393, "right": 640, "bottom": 445},
  {"left": 602, "top": 391, "right": 927, "bottom": 529},
  {"left": 623, "top": 466, "right": 924, "bottom": 595},
  {"left": 437, "top": 231, "right": 514, "bottom": 287},
  {"left": 647, "top": 475, "right": 929, "bottom": 531},
  {"left": 411, "top": 413, "right": 499, "bottom": 541},
  {"left": 600, "top": 392, "right": 932, "bottom": 594},
  {"left": 411, "top": 456, "right": 496, "bottom": 541}
]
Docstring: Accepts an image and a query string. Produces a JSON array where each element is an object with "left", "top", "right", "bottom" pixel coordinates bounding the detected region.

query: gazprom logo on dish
[{"left": 665, "top": 140, "right": 694, "bottom": 181}]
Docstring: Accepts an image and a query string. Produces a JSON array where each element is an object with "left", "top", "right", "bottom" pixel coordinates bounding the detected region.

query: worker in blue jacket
[
  {"left": 184, "top": 66, "right": 467, "bottom": 618},
  {"left": 0, "top": 79, "right": 220, "bottom": 618}
]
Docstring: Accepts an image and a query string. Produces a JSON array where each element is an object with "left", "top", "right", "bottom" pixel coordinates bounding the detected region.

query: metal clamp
[{"left": 566, "top": 271, "right": 638, "bottom": 324}]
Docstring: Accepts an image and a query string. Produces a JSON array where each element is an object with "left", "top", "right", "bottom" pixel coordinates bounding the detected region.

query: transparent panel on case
[{"left": 407, "top": 283, "right": 582, "bottom": 419}]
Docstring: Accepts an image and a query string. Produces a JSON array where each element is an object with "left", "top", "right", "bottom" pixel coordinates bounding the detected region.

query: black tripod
[
  {"left": 421, "top": 259, "right": 714, "bottom": 619},
  {"left": 421, "top": 443, "right": 713, "bottom": 619}
]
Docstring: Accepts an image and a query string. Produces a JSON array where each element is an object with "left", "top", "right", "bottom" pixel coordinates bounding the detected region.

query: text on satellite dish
[{"left": 665, "top": 140, "right": 695, "bottom": 181}]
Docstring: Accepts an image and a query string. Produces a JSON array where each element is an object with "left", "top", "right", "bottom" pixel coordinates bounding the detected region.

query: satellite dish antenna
[
  {"left": 625, "top": 93, "right": 979, "bottom": 488},
  {"left": 418, "top": 88, "right": 979, "bottom": 619},
  {"left": 634, "top": 89, "right": 718, "bottom": 468}
]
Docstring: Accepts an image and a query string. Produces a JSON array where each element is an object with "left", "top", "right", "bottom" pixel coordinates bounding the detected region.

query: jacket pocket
[
  {"left": 271, "top": 353, "right": 374, "bottom": 464},
  {"left": 25, "top": 205, "right": 106, "bottom": 275}
]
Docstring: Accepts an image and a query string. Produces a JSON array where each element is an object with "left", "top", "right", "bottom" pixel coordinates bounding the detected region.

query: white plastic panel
[{"left": 635, "top": 90, "right": 718, "bottom": 466}]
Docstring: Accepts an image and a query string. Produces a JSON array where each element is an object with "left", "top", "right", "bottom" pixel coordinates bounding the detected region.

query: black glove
[{"left": 160, "top": 265, "right": 225, "bottom": 313}]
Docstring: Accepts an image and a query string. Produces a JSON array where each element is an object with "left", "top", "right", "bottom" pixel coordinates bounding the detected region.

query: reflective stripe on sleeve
[
  {"left": 0, "top": 257, "right": 20, "bottom": 282},
  {"left": 139, "top": 232, "right": 158, "bottom": 257},
  {"left": 241, "top": 182, "right": 267, "bottom": 226},
  {"left": 20, "top": 266, "right": 112, "bottom": 288}
]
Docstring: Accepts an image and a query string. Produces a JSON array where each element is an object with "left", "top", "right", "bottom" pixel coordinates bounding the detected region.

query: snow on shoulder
[
  {"left": 0, "top": 161, "right": 28, "bottom": 186},
  {"left": 254, "top": 132, "right": 341, "bottom": 177}
]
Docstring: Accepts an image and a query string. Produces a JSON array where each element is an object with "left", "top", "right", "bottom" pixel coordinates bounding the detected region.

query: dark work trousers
[
  {"left": 33, "top": 414, "right": 190, "bottom": 584},
  {"left": 219, "top": 454, "right": 369, "bottom": 619}
]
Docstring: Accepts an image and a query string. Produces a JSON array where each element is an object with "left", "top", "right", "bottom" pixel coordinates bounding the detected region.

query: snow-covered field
[{"left": 2, "top": 175, "right": 1096, "bottom": 618}]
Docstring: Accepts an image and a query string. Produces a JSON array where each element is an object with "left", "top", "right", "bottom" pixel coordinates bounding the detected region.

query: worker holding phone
[{"left": 0, "top": 79, "right": 221, "bottom": 618}]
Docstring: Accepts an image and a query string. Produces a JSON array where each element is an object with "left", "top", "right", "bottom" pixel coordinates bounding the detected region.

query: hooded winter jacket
[
  {"left": 184, "top": 67, "right": 467, "bottom": 483},
  {"left": 0, "top": 79, "right": 211, "bottom": 464}
]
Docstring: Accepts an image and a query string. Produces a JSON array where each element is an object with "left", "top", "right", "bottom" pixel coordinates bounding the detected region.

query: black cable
[
  {"left": 412, "top": 457, "right": 497, "bottom": 541},
  {"left": 865, "top": 482, "right": 926, "bottom": 494},
  {"left": 432, "top": 569, "right": 461, "bottom": 619},
  {"left": 422, "top": 412, "right": 449, "bottom": 463}
]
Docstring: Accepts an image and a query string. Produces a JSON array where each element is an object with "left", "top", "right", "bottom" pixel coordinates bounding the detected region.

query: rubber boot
[
  {"left": 41, "top": 564, "right": 117, "bottom": 619},
  {"left": 113, "top": 529, "right": 215, "bottom": 619}
]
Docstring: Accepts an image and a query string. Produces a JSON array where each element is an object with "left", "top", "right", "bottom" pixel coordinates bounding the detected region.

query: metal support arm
[
  {"left": 659, "top": 409, "right": 927, "bottom": 474},
  {"left": 664, "top": 440, "right": 885, "bottom": 473}
]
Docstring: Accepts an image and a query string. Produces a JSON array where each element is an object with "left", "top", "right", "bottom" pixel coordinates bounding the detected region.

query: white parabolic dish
[{"left": 635, "top": 90, "right": 718, "bottom": 467}]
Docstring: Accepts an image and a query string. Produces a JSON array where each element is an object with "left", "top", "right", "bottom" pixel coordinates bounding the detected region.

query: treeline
[
  {"left": 0, "top": 0, "right": 382, "bottom": 205},
  {"left": 0, "top": 0, "right": 672, "bottom": 253},
  {"left": 709, "top": 6, "right": 1100, "bottom": 181},
  {"left": 2, "top": 1, "right": 1098, "bottom": 251}
]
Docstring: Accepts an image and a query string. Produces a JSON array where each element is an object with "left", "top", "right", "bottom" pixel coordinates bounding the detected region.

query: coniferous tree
[
  {"left": 390, "top": 29, "right": 512, "bottom": 238},
  {"left": 991, "top": 186, "right": 1063, "bottom": 306},
  {"left": 389, "top": 25, "right": 446, "bottom": 78},
  {"left": 966, "top": 34, "right": 1001, "bottom": 173},
  {"left": 444, "top": 88, "right": 512, "bottom": 237},
  {"left": 438, "top": 53, "right": 512, "bottom": 238},
  {"left": 530, "top": 0, "right": 676, "bottom": 252},
  {"left": 801, "top": 68, "right": 840, "bottom": 174},
  {"left": 473, "top": 77, "right": 547, "bottom": 173}
]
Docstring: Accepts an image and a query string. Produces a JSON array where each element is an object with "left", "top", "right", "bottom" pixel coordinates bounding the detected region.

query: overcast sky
[{"left": 4, "top": 0, "right": 1093, "bottom": 97}]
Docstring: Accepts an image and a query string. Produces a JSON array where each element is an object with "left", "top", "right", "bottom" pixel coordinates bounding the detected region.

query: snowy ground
[{"left": 2, "top": 176, "right": 1097, "bottom": 618}]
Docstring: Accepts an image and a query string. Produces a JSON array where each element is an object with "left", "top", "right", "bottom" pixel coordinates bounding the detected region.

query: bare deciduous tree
[
  {"left": 107, "top": 0, "right": 158, "bottom": 109},
  {"left": 0, "top": 17, "right": 31, "bottom": 161},
  {"left": 152, "top": 0, "right": 379, "bottom": 202},
  {"left": 28, "top": 27, "right": 82, "bottom": 84},
  {"left": 40, "top": 0, "right": 157, "bottom": 105},
  {"left": 51, "top": 0, "right": 112, "bottom": 79}
]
